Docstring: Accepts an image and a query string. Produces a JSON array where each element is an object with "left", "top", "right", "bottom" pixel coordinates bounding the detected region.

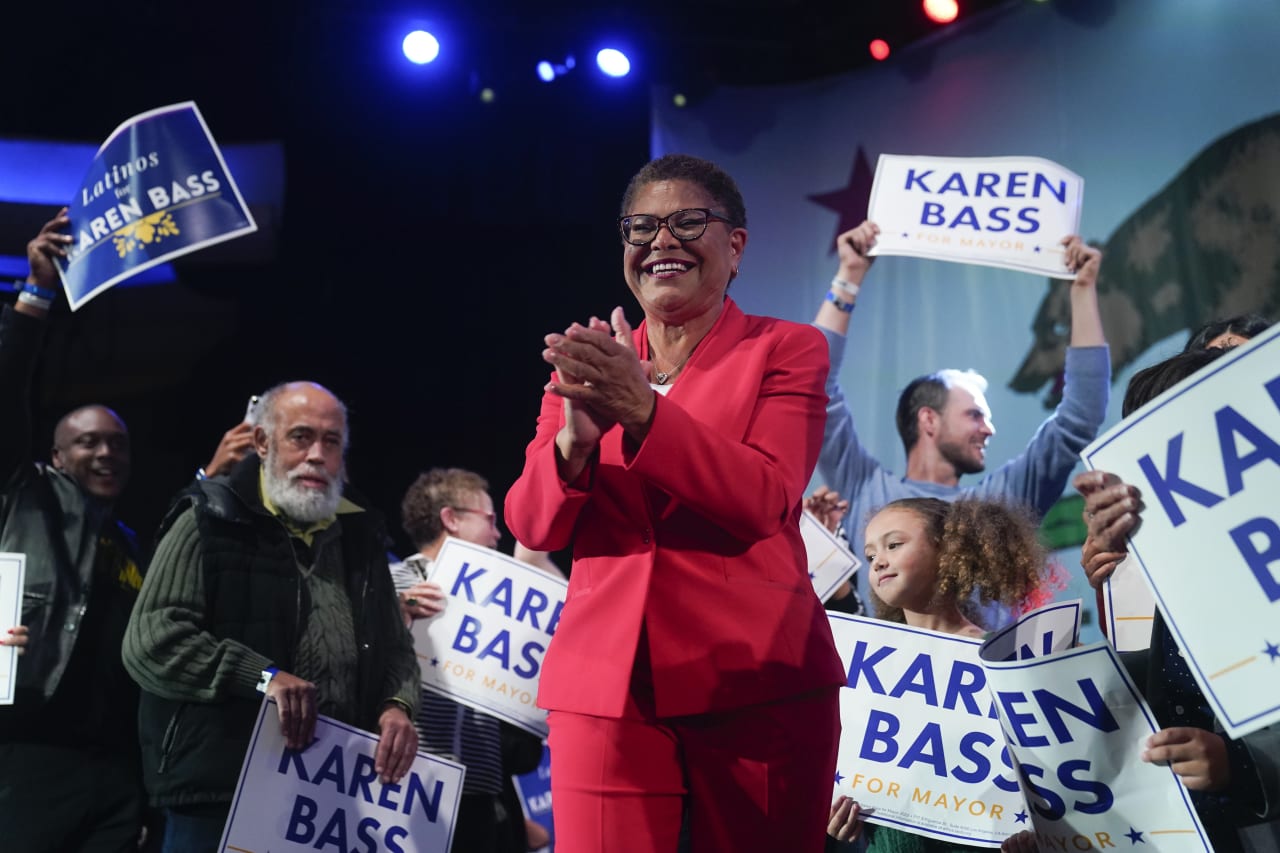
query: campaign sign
[
  {"left": 1082, "top": 323, "right": 1280, "bottom": 739},
  {"left": 1102, "top": 555, "right": 1155, "bottom": 652},
  {"left": 866, "top": 154, "right": 1083, "bottom": 278},
  {"left": 0, "top": 553, "right": 24, "bottom": 704},
  {"left": 56, "top": 101, "right": 257, "bottom": 310},
  {"left": 981, "top": 599, "right": 1080, "bottom": 664},
  {"left": 413, "top": 539, "right": 567, "bottom": 738},
  {"left": 828, "top": 614, "right": 1028, "bottom": 847},
  {"left": 220, "top": 698, "right": 466, "bottom": 853},
  {"left": 980, "top": 618, "right": 1211, "bottom": 852},
  {"left": 512, "top": 743, "right": 554, "bottom": 844},
  {"left": 802, "top": 510, "right": 861, "bottom": 603}
]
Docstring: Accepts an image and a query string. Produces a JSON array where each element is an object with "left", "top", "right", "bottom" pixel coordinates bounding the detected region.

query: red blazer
[{"left": 505, "top": 299, "right": 847, "bottom": 719}]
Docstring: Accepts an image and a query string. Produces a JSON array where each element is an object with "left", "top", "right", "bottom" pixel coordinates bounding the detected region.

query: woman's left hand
[{"left": 544, "top": 307, "right": 655, "bottom": 441}]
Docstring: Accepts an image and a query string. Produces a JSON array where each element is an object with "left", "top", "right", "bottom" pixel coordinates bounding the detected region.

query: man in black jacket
[
  {"left": 123, "top": 380, "right": 421, "bottom": 853},
  {"left": 0, "top": 209, "right": 147, "bottom": 852}
]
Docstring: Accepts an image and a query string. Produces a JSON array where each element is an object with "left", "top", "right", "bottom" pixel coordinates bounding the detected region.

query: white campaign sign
[
  {"left": 0, "top": 553, "right": 24, "bottom": 704},
  {"left": 866, "top": 154, "right": 1084, "bottom": 278},
  {"left": 1102, "top": 555, "right": 1155, "bottom": 653},
  {"left": 412, "top": 539, "right": 567, "bottom": 737},
  {"left": 1082, "top": 324, "right": 1280, "bottom": 739},
  {"left": 802, "top": 511, "right": 860, "bottom": 603},
  {"left": 220, "top": 698, "right": 466, "bottom": 853},
  {"left": 829, "top": 614, "right": 1028, "bottom": 848},
  {"left": 980, "top": 604, "right": 1211, "bottom": 852}
]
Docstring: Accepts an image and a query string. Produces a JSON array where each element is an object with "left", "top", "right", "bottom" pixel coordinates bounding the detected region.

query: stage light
[
  {"left": 869, "top": 39, "right": 891, "bottom": 61},
  {"left": 923, "top": 0, "right": 959, "bottom": 24},
  {"left": 673, "top": 93, "right": 688, "bottom": 108},
  {"left": 402, "top": 30, "right": 440, "bottom": 64},
  {"left": 480, "top": 88, "right": 496, "bottom": 103},
  {"left": 596, "top": 48, "right": 631, "bottom": 78},
  {"left": 536, "top": 61, "right": 555, "bottom": 82}
]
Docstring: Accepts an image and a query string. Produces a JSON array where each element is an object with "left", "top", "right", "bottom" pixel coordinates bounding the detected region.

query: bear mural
[{"left": 1012, "top": 112, "right": 1280, "bottom": 407}]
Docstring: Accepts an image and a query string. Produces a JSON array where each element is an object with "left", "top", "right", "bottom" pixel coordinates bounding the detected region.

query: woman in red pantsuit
[{"left": 505, "top": 154, "right": 847, "bottom": 852}]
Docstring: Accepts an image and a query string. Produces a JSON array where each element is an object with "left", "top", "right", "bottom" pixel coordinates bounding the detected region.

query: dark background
[{"left": 1, "top": 0, "right": 1007, "bottom": 553}]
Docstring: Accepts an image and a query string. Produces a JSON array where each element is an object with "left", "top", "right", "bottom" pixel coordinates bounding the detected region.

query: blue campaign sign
[
  {"left": 56, "top": 102, "right": 256, "bottom": 310},
  {"left": 512, "top": 743, "right": 553, "bottom": 844}
]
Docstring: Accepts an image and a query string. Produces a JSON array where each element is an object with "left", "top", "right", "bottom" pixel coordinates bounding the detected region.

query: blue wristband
[
  {"left": 19, "top": 282, "right": 57, "bottom": 301},
  {"left": 825, "top": 290, "right": 856, "bottom": 313}
]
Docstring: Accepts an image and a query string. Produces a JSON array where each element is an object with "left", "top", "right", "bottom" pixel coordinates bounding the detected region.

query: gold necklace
[{"left": 652, "top": 349, "right": 692, "bottom": 385}]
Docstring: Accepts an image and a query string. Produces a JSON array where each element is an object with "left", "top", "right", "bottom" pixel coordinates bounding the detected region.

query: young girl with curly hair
[{"left": 827, "top": 496, "right": 1059, "bottom": 852}]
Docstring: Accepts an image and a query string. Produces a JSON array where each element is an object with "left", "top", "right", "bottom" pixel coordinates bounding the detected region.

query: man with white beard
[{"left": 123, "top": 381, "right": 421, "bottom": 853}]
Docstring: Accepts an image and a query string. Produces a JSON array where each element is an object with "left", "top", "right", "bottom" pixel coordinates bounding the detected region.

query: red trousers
[{"left": 547, "top": 686, "right": 841, "bottom": 853}]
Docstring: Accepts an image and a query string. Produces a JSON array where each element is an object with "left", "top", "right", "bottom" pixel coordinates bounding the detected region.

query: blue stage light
[
  {"left": 402, "top": 30, "right": 440, "bottom": 64},
  {"left": 536, "top": 61, "right": 555, "bottom": 83},
  {"left": 596, "top": 48, "right": 631, "bottom": 78}
]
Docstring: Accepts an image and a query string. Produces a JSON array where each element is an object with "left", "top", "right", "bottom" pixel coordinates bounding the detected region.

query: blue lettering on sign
[
  {"left": 997, "top": 679, "right": 1118, "bottom": 748},
  {"left": 277, "top": 742, "right": 444, "bottom": 819},
  {"left": 1138, "top": 434, "right": 1224, "bottom": 527},
  {"left": 1230, "top": 516, "right": 1280, "bottom": 602},
  {"left": 451, "top": 562, "right": 486, "bottom": 601}
]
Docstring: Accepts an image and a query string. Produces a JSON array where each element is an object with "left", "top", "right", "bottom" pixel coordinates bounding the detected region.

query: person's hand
[
  {"left": 836, "top": 220, "right": 879, "bottom": 283},
  {"left": 545, "top": 307, "right": 655, "bottom": 441},
  {"left": 203, "top": 421, "right": 255, "bottom": 478},
  {"left": 3, "top": 625, "right": 28, "bottom": 654},
  {"left": 1062, "top": 235, "right": 1102, "bottom": 290},
  {"left": 400, "top": 580, "right": 446, "bottom": 623},
  {"left": 266, "top": 671, "right": 318, "bottom": 750},
  {"left": 26, "top": 208, "right": 72, "bottom": 291},
  {"left": 1073, "top": 471, "right": 1142, "bottom": 588},
  {"left": 1143, "top": 727, "right": 1231, "bottom": 792},
  {"left": 805, "top": 485, "right": 849, "bottom": 534},
  {"left": 1001, "top": 829, "right": 1038, "bottom": 852},
  {"left": 374, "top": 704, "right": 419, "bottom": 785},
  {"left": 827, "top": 795, "right": 864, "bottom": 842}
]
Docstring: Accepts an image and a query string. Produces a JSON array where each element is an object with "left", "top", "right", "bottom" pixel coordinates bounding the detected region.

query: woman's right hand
[{"left": 400, "top": 581, "right": 446, "bottom": 624}]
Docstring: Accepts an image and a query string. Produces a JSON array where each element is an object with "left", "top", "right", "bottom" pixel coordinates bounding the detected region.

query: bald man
[
  {"left": 0, "top": 211, "right": 148, "bottom": 852},
  {"left": 123, "top": 381, "right": 421, "bottom": 853}
]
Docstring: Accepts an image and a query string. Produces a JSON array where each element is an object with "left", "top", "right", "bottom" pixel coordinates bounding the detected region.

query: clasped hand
[{"left": 543, "top": 307, "right": 655, "bottom": 445}]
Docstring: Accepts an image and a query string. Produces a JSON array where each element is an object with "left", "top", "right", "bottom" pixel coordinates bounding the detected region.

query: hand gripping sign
[
  {"left": 802, "top": 510, "right": 861, "bottom": 603},
  {"left": 411, "top": 539, "right": 568, "bottom": 737},
  {"left": 0, "top": 553, "right": 24, "bottom": 704},
  {"left": 980, "top": 602, "right": 1212, "bottom": 852},
  {"left": 56, "top": 101, "right": 257, "bottom": 310},
  {"left": 219, "top": 698, "right": 466, "bottom": 853},
  {"left": 1082, "top": 323, "right": 1280, "bottom": 739},
  {"left": 866, "top": 154, "right": 1084, "bottom": 278}
]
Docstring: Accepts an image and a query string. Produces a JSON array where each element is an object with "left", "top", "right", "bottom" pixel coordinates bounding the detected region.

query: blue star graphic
[
  {"left": 834, "top": 771, "right": 845, "bottom": 785},
  {"left": 809, "top": 572, "right": 816, "bottom": 579},
  {"left": 1264, "top": 640, "right": 1280, "bottom": 661},
  {"left": 807, "top": 147, "right": 875, "bottom": 249},
  {"left": 1014, "top": 811, "right": 1028, "bottom": 824},
  {"left": 430, "top": 657, "right": 439, "bottom": 667},
  {"left": 1125, "top": 827, "right": 1145, "bottom": 844},
  {"left": 1033, "top": 246, "right": 1041, "bottom": 253}
]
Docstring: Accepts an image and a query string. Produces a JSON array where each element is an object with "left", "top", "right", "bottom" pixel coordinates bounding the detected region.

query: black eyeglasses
[{"left": 618, "top": 208, "right": 735, "bottom": 246}]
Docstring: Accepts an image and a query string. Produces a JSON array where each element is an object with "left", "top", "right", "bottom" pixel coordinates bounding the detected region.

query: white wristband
[
  {"left": 17, "top": 291, "right": 52, "bottom": 311},
  {"left": 831, "top": 276, "right": 861, "bottom": 298}
]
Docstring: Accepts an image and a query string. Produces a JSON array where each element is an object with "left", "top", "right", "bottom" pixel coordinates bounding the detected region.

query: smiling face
[
  {"left": 934, "top": 385, "right": 995, "bottom": 476},
  {"left": 864, "top": 507, "right": 941, "bottom": 612},
  {"left": 52, "top": 406, "right": 131, "bottom": 500},
  {"left": 621, "top": 179, "right": 746, "bottom": 326}
]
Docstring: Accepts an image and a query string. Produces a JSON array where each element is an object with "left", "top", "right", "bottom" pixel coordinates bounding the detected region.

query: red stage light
[
  {"left": 923, "top": 0, "right": 959, "bottom": 24},
  {"left": 869, "top": 39, "right": 890, "bottom": 61}
]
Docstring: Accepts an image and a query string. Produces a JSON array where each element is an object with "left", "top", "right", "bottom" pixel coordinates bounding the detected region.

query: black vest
[{"left": 136, "top": 456, "right": 395, "bottom": 807}]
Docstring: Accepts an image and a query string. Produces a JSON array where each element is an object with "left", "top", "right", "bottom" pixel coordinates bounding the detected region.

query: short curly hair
[
  {"left": 619, "top": 153, "right": 747, "bottom": 229},
  {"left": 400, "top": 468, "right": 490, "bottom": 549},
  {"left": 868, "top": 497, "right": 1054, "bottom": 630}
]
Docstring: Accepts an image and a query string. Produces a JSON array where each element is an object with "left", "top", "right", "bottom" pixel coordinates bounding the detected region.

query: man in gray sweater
[{"left": 815, "top": 220, "right": 1110, "bottom": 617}]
